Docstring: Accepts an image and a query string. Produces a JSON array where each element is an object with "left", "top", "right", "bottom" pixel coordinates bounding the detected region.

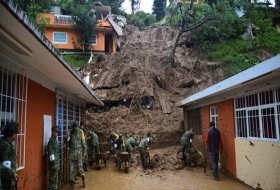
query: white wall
[{"left": 235, "top": 138, "right": 280, "bottom": 189}]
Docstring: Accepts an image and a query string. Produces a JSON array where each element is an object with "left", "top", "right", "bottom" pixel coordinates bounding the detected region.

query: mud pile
[{"left": 79, "top": 25, "right": 225, "bottom": 170}]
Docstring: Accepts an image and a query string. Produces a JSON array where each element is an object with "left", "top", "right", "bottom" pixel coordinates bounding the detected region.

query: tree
[
  {"left": 26, "top": 0, "right": 50, "bottom": 34},
  {"left": 152, "top": 0, "right": 167, "bottom": 21},
  {"left": 15, "top": 0, "right": 54, "bottom": 12},
  {"left": 71, "top": 3, "right": 97, "bottom": 51},
  {"left": 130, "top": 0, "right": 140, "bottom": 14},
  {"left": 97, "top": 0, "right": 127, "bottom": 15},
  {"left": 127, "top": 11, "right": 156, "bottom": 27},
  {"left": 167, "top": 0, "right": 249, "bottom": 67},
  {"left": 57, "top": 0, "right": 74, "bottom": 10}
]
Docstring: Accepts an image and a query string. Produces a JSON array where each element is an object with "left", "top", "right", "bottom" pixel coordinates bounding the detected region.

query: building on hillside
[
  {"left": 0, "top": 0, "right": 103, "bottom": 189},
  {"left": 40, "top": 2, "right": 124, "bottom": 53},
  {"left": 177, "top": 54, "right": 280, "bottom": 189}
]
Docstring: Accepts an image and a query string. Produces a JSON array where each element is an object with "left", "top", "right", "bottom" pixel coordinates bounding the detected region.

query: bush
[{"left": 63, "top": 54, "right": 90, "bottom": 67}]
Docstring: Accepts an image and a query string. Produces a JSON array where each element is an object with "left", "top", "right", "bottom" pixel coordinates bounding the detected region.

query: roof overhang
[
  {"left": 0, "top": 0, "right": 104, "bottom": 107},
  {"left": 177, "top": 54, "right": 280, "bottom": 110}
]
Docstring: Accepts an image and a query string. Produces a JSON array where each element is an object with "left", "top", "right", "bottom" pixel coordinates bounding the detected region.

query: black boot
[
  {"left": 82, "top": 177, "right": 86, "bottom": 188},
  {"left": 68, "top": 181, "right": 74, "bottom": 190},
  {"left": 84, "top": 164, "right": 89, "bottom": 172}
]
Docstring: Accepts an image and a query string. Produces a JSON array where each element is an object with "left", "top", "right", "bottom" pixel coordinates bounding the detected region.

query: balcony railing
[{"left": 54, "top": 15, "right": 74, "bottom": 24}]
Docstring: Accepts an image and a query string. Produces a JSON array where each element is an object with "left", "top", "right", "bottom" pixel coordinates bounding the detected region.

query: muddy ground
[
  {"left": 77, "top": 25, "right": 227, "bottom": 173},
  {"left": 58, "top": 161, "right": 253, "bottom": 190}
]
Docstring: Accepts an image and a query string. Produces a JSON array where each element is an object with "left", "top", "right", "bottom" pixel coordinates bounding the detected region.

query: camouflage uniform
[
  {"left": 114, "top": 135, "right": 124, "bottom": 165},
  {"left": 0, "top": 165, "right": 14, "bottom": 190},
  {"left": 180, "top": 129, "right": 194, "bottom": 168},
  {"left": 90, "top": 131, "right": 99, "bottom": 164},
  {"left": 47, "top": 126, "right": 60, "bottom": 190},
  {"left": 81, "top": 126, "right": 89, "bottom": 171},
  {"left": 68, "top": 122, "right": 87, "bottom": 189},
  {"left": 125, "top": 136, "right": 135, "bottom": 163},
  {"left": 138, "top": 137, "right": 153, "bottom": 169},
  {"left": 0, "top": 122, "right": 19, "bottom": 190}
]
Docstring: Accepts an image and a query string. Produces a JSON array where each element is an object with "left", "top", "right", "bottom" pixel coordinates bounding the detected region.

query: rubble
[{"left": 79, "top": 24, "right": 226, "bottom": 170}]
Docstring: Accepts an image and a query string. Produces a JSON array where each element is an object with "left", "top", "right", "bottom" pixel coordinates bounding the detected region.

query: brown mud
[
  {"left": 77, "top": 25, "right": 231, "bottom": 180},
  {"left": 59, "top": 161, "right": 253, "bottom": 190}
]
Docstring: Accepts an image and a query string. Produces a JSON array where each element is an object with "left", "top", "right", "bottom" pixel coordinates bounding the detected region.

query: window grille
[
  {"left": 53, "top": 32, "right": 67, "bottom": 44},
  {"left": 235, "top": 87, "right": 280, "bottom": 141},
  {"left": 55, "top": 91, "right": 84, "bottom": 187},
  {"left": 210, "top": 106, "right": 218, "bottom": 128},
  {"left": 188, "top": 108, "right": 202, "bottom": 135},
  {"left": 0, "top": 54, "right": 27, "bottom": 171}
]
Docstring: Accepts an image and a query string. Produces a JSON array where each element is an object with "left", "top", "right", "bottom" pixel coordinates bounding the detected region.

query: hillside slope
[{"left": 78, "top": 25, "right": 226, "bottom": 169}]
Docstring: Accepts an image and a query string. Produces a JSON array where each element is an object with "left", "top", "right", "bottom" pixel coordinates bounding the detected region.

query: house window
[
  {"left": 188, "top": 108, "right": 202, "bottom": 135},
  {"left": 89, "top": 35, "right": 97, "bottom": 45},
  {"left": 0, "top": 55, "right": 27, "bottom": 171},
  {"left": 235, "top": 87, "right": 280, "bottom": 141},
  {"left": 53, "top": 32, "right": 67, "bottom": 44},
  {"left": 50, "top": 6, "right": 55, "bottom": 13},
  {"left": 210, "top": 106, "right": 218, "bottom": 128}
]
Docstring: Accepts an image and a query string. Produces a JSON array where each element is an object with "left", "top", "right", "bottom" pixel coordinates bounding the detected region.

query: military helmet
[
  {"left": 4, "top": 122, "right": 20, "bottom": 133},
  {"left": 73, "top": 121, "right": 79, "bottom": 128},
  {"left": 52, "top": 126, "right": 59, "bottom": 132}
]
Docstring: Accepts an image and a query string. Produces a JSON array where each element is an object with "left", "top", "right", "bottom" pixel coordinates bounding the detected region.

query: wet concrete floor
[{"left": 58, "top": 162, "right": 253, "bottom": 190}]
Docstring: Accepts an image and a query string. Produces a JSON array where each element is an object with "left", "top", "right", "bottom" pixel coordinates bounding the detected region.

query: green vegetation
[
  {"left": 63, "top": 54, "right": 90, "bottom": 67},
  {"left": 71, "top": 1, "right": 97, "bottom": 51},
  {"left": 167, "top": 0, "right": 280, "bottom": 75},
  {"left": 26, "top": 0, "right": 50, "bottom": 33},
  {"left": 152, "top": 0, "right": 167, "bottom": 21},
  {"left": 127, "top": 11, "right": 156, "bottom": 27}
]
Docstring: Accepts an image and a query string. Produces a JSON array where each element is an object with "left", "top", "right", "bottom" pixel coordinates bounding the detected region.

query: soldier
[
  {"left": 125, "top": 135, "right": 136, "bottom": 164},
  {"left": 80, "top": 121, "right": 89, "bottom": 172},
  {"left": 114, "top": 134, "right": 124, "bottom": 165},
  {"left": 0, "top": 165, "right": 14, "bottom": 190},
  {"left": 0, "top": 122, "right": 19, "bottom": 190},
  {"left": 181, "top": 128, "right": 194, "bottom": 169},
  {"left": 68, "top": 121, "right": 87, "bottom": 189},
  {"left": 89, "top": 130, "right": 99, "bottom": 165},
  {"left": 138, "top": 137, "right": 154, "bottom": 169},
  {"left": 109, "top": 129, "right": 119, "bottom": 147},
  {"left": 48, "top": 126, "right": 60, "bottom": 190}
]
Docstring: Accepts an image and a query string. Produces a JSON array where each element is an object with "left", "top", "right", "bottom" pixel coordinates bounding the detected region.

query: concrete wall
[
  {"left": 42, "top": 13, "right": 110, "bottom": 51},
  {"left": 235, "top": 139, "right": 280, "bottom": 189},
  {"left": 17, "top": 79, "right": 56, "bottom": 189},
  {"left": 201, "top": 99, "right": 237, "bottom": 177}
]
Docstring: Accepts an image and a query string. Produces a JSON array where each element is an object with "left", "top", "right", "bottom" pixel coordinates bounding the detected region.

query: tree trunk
[{"left": 171, "top": 28, "right": 183, "bottom": 68}]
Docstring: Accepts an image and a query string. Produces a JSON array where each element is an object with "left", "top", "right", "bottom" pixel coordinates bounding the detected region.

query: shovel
[{"left": 204, "top": 147, "right": 208, "bottom": 174}]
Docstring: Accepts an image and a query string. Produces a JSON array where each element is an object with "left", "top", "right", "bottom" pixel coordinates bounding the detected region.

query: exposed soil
[
  {"left": 59, "top": 161, "right": 253, "bottom": 190},
  {"left": 78, "top": 25, "right": 227, "bottom": 171}
]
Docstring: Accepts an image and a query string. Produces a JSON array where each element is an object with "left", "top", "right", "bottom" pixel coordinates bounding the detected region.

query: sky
[{"left": 122, "top": 0, "right": 154, "bottom": 14}]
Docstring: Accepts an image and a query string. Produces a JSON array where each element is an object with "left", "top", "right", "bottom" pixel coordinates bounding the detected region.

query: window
[
  {"left": 0, "top": 55, "right": 27, "bottom": 171},
  {"left": 56, "top": 91, "right": 85, "bottom": 187},
  {"left": 188, "top": 108, "right": 202, "bottom": 135},
  {"left": 210, "top": 106, "right": 218, "bottom": 128},
  {"left": 50, "top": 6, "right": 55, "bottom": 13},
  {"left": 235, "top": 87, "right": 280, "bottom": 141},
  {"left": 53, "top": 32, "right": 67, "bottom": 44},
  {"left": 89, "top": 35, "right": 97, "bottom": 45}
]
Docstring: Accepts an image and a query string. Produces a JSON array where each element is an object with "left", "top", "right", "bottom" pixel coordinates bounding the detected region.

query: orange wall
[
  {"left": 45, "top": 28, "right": 107, "bottom": 51},
  {"left": 41, "top": 13, "right": 111, "bottom": 51},
  {"left": 45, "top": 27, "right": 78, "bottom": 50},
  {"left": 201, "top": 99, "right": 236, "bottom": 177},
  {"left": 40, "top": 13, "right": 70, "bottom": 26},
  {"left": 94, "top": 30, "right": 105, "bottom": 51},
  {"left": 17, "top": 79, "right": 56, "bottom": 190}
]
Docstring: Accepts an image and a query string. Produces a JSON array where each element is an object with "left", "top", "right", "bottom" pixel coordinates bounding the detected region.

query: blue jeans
[{"left": 209, "top": 151, "right": 219, "bottom": 178}]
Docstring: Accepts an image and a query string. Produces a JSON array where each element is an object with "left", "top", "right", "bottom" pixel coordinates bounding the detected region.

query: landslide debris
[{"left": 78, "top": 25, "right": 225, "bottom": 170}]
